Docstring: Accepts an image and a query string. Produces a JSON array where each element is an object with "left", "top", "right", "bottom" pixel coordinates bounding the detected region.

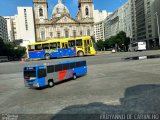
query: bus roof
[
  {"left": 24, "top": 60, "right": 86, "bottom": 68},
  {"left": 27, "top": 36, "right": 91, "bottom": 46}
]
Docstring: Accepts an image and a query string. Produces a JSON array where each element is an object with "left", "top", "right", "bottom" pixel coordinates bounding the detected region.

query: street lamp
[{"left": 155, "top": 12, "right": 160, "bottom": 47}]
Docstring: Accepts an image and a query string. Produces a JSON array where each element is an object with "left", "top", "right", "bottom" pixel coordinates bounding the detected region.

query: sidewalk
[{"left": 96, "top": 51, "right": 112, "bottom": 55}]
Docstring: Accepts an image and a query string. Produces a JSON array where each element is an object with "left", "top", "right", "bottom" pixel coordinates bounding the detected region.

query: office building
[{"left": 0, "top": 16, "right": 8, "bottom": 43}]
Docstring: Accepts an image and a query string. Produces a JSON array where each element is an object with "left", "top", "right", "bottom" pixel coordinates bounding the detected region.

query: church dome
[{"left": 52, "top": 0, "right": 70, "bottom": 18}]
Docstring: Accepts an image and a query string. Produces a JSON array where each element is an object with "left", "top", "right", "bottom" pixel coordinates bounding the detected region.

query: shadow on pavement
[{"left": 51, "top": 84, "right": 160, "bottom": 120}]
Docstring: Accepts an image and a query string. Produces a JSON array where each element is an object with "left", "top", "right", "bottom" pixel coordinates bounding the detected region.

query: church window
[
  {"left": 65, "top": 30, "right": 69, "bottom": 38},
  {"left": 57, "top": 32, "right": 60, "bottom": 38},
  {"left": 87, "top": 29, "right": 90, "bottom": 36},
  {"left": 80, "top": 31, "right": 83, "bottom": 36},
  {"left": 85, "top": 7, "right": 89, "bottom": 16},
  {"left": 39, "top": 8, "right": 43, "bottom": 17},
  {"left": 73, "top": 30, "right": 76, "bottom": 37},
  {"left": 50, "top": 32, "right": 53, "bottom": 38},
  {"left": 41, "top": 31, "right": 45, "bottom": 40}
]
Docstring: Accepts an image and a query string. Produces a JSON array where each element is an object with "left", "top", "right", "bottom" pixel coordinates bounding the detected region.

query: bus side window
[
  {"left": 70, "top": 62, "right": 76, "bottom": 69},
  {"left": 47, "top": 65, "right": 55, "bottom": 73},
  {"left": 50, "top": 42, "right": 57, "bottom": 49},
  {"left": 63, "top": 63, "right": 69, "bottom": 70},
  {"left": 68, "top": 40, "right": 76, "bottom": 47},
  {"left": 55, "top": 64, "right": 63, "bottom": 72},
  {"left": 57, "top": 42, "right": 60, "bottom": 48},
  {"left": 38, "top": 69, "right": 46, "bottom": 78},
  {"left": 42, "top": 43, "right": 49, "bottom": 50},
  {"left": 76, "top": 61, "right": 86, "bottom": 68},
  {"left": 35, "top": 44, "right": 42, "bottom": 50},
  {"left": 28, "top": 45, "right": 35, "bottom": 51},
  {"left": 76, "top": 39, "right": 82, "bottom": 46},
  {"left": 65, "top": 44, "right": 68, "bottom": 49},
  {"left": 88, "top": 40, "right": 92, "bottom": 47},
  {"left": 76, "top": 61, "right": 83, "bottom": 68}
]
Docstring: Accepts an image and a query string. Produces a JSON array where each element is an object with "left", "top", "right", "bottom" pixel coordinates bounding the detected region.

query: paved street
[{"left": 0, "top": 51, "right": 160, "bottom": 120}]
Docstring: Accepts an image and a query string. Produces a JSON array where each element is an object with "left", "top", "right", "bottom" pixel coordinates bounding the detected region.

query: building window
[
  {"left": 39, "top": 8, "right": 43, "bottom": 17},
  {"left": 85, "top": 7, "right": 89, "bottom": 16},
  {"left": 87, "top": 29, "right": 90, "bottom": 36},
  {"left": 80, "top": 31, "right": 83, "bottom": 36},
  {"left": 50, "top": 32, "right": 53, "bottom": 38},
  {"left": 65, "top": 30, "right": 69, "bottom": 38},
  {"left": 41, "top": 31, "right": 45, "bottom": 40},
  {"left": 73, "top": 30, "right": 76, "bottom": 37},
  {"left": 24, "top": 9, "right": 28, "bottom": 31},
  {"left": 57, "top": 32, "right": 60, "bottom": 38}
]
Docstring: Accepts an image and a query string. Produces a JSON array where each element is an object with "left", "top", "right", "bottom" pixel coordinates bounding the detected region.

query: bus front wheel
[
  {"left": 48, "top": 80, "right": 54, "bottom": 88},
  {"left": 45, "top": 54, "right": 51, "bottom": 60},
  {"left": 77, "top": 51, "right": 84, "bottom": 57}
]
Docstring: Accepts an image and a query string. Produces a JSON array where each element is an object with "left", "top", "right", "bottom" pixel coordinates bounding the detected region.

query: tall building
[
  {"left": 16, "top": 7, "right": 36, "bottom": 46},
  {"left": 104, "top": 1, "right": 132, "bottom": 40},
  {"left": 0, "top": 16, "right": 8, "bottom": 43},
  {"left": 33, "top": 0, "right": 94, "bottom": 41},
  {"left": 130, "top": 0, "right": 160, "bottom": 49},
  {"left": 3, "top": 7, "right": 36, "bottom": 46},
  {"left": 94, "top": 21, "right": 105, "bottom": 41},
  {"left": 93, "top": 10, "right": 109, "bottom": 41},
  {"left": 4, "top": 16, "right": 15, "bottom": 42}
]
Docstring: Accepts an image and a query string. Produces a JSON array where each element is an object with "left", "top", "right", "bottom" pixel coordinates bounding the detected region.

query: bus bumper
[{"left": 25, "top": 81, "right": 40, "bottom": 88}]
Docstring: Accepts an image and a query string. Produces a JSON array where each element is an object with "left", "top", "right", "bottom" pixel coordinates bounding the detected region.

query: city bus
[
  {"left": 23, "top": 60, "right": 87, "bottom": 88},
  {"left": 27, "top": 36, "right": 96, "bottom": 60},
  {"left": 129, "top": 42, "right": 146, "bottom": 52}
]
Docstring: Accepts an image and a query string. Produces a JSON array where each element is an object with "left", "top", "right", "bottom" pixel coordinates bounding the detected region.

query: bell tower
[
  {"left": 33, "top": 0, "right": 48, "bottom": 21},
  {"left": 78, "top": 0, "right": 94, "bottom": 21}
]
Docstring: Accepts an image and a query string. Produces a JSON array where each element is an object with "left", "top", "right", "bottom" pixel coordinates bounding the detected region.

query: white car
[{"left": 112, "top": 49, "right": 116, "bottom": 53}]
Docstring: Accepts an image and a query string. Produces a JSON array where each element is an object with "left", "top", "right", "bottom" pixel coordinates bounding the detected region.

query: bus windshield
[{"left": 24, "top": 71, "right": 36, "bottom": 78}]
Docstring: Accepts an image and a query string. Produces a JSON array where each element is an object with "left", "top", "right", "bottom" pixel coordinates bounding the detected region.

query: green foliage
[
  {"left": 0, "top": 37, "right": 26, "bottom": 59},
  {"left": 95, "top": 40, "right": 105, "bottom": 50},
  {"left": 95, "top": 31, "right": 131, "bottom": 51}
]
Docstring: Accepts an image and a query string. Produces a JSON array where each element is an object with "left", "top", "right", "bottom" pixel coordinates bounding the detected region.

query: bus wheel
[
  {"left": 48, "top": 80, "right": 54, "bottom": 88},
  {"left": 73, "top": 73, "right": 77, "bottom": 80},
  {"left": 45, "top": 54, "right": 50, "bottom": 60},
  {"left": 77, "top": 51, "right": 84, "bottom": 57}
]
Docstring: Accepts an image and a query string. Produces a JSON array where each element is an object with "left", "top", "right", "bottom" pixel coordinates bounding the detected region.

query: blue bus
[{"left": 23, "top": 60, "right": 87, "bottom": 88}]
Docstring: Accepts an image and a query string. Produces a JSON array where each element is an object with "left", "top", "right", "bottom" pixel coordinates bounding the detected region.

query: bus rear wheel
[
  {"left": 48, "top": 80, "right": 54, "bottom": 88},
  {"left": 77, "top": 51, "right": 84, "bottom": 57},
  {"left": 45, "top": 54, "right": 51, "bottom": 60},
  {"left": 73, "top": 73, "right": 77, "bottom": 80}
]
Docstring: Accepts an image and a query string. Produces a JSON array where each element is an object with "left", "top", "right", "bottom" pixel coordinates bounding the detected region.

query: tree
[
  {"left": 0, "top": 37, "right": 26, "bottom": 60},
  {"left": 95, "top": 40, "right": 105, "bottom": 50}
]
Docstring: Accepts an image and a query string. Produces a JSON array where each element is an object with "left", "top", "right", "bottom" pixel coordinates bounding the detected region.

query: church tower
[
  {"left": 33, "top": 0, "right": 48, "bottom": 22},
  {"left": 77, "top": 0, "right": 94, "bottom": 21}
]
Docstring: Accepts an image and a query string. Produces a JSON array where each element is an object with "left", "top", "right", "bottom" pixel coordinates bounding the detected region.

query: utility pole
[{"left": 155, "top": 12, "right": 160, "bottom": 47}]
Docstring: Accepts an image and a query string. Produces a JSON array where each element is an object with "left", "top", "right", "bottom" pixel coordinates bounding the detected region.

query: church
[{"left": 33, "top": 0, "right": 94, "bottom": 41}]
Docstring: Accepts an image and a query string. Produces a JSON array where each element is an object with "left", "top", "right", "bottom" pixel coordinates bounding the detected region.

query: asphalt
[{"left": 0, "top": 50, "right": 160, "bottom": 120}]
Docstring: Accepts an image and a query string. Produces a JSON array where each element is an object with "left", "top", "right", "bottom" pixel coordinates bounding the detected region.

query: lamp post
[{"left": 155, "top": 12, "right": 160, "bottom": 47}]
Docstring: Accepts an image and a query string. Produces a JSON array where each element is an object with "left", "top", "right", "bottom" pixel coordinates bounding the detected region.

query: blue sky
[{"left": 0, "top": 0, "right": 128, "bottom": 18}]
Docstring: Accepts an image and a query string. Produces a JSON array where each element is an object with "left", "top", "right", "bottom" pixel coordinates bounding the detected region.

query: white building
[
  {"left": 93, "top": 10, "right": 109, "bottom": 23},
  {"left": 3, "top": 7, "right": 36, "bottom": 46},
  {"left": 94, "top": 21, "right": 105, "bottom": 41},
  {"left": 104, "top": 1, "right": 132, "bottom": 40},
  {"left": 93, "top": 10, "right": 109, "bottom": 41},
  {"left": 16, "top": 7, "right": 36, "bottom": 46},
  {"left": 0, "top": 16, "right": 8, "bottom": 43}
]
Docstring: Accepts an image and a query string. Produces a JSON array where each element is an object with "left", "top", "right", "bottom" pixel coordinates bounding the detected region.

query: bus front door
[
  {"left": 61, "top": 42, "right": 69, "bottom": 57},
  {"left": 84, "top": 40, "right": 91, "bottom": 55}
]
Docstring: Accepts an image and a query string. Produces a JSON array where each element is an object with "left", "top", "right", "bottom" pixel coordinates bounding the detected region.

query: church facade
[{"left": 33, "top": 0, "right": 94, "bottom": 42}]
